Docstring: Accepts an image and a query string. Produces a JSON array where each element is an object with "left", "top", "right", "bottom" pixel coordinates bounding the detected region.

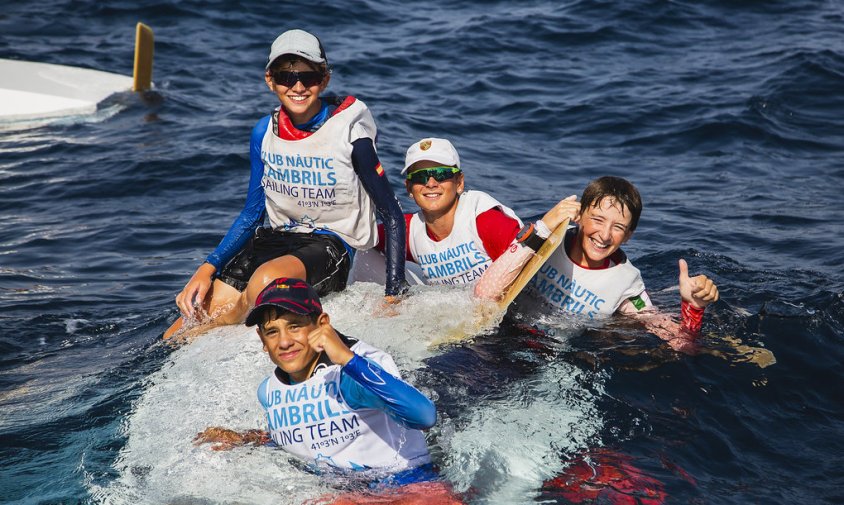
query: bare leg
[
  {"left": 246, "top": 255, "right": 307, "bottom": 306},
  {"left": 207, "top": 255, "right": 307, "bottom": 327},
  {"left": 164, "top": 255, "right": 307, "bottom": 339}
]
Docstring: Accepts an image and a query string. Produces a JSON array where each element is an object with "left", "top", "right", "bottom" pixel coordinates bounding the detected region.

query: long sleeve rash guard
[
  {"left": 340, "top": 354, "right": 436, "bottom": 430},
  {"left": 205, "top": 115, "right": 407, "bottom": 296}
]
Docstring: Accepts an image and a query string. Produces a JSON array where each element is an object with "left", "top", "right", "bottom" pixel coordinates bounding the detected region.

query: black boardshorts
[{"left": 217, "top": 228, "right": 351, "bottom": 296}]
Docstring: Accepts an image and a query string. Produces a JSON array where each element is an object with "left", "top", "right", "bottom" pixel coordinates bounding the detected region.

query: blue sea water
[{"left": 1, "top": 0, "right": 843, "bottom": 503}]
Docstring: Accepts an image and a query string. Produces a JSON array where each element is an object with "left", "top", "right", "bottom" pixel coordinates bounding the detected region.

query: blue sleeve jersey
[
  {"left": 350, "top": 138, "right": 408, "bottom": 296},
  {"left": 340, "top": 354, "right": 436, "bottom": 430},
  {"left": 255, "top": 334, "right": 433, "bottom": 473},
  {"left": 205, "top": 111, "right": 407, "bottom": 299}
]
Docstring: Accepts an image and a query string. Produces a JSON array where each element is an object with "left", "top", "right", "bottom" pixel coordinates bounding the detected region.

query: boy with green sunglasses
[{"left": 374, "top": 137, "right": 527, "bottom": 286}]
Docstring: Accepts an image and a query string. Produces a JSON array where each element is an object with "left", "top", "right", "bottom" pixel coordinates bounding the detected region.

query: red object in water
[
  {"left": 308, "top": 481, "right": 464, "bottom": 505},
  {"left": 541, "top": 449, "right": 667, "bottom": 505}
]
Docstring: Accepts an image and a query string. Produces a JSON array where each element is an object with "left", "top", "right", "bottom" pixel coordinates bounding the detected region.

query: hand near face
[
  {"left": 678, "top": 259, "right": 719, "bottom": 309},
  {"left": 540, "top": 195, "right": 580, "bottom": 231},
  {"left": 307, "top": 315, "right": 355, "bottom": 366}
]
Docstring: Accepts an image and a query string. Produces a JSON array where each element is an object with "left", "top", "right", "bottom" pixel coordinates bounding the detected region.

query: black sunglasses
[
  {"left": 271, "top": 70, "right": 324, "bottom": 88},
  {"left": 406, "top": 166, "right": 462, "bottom": 185}
]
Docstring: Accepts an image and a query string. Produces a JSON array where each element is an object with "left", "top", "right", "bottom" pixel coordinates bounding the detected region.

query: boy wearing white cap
[
  {"left": 377, "top": 137, "right": 546, "bottom": 286},
  {"left": 383, "top": 140, "right": 718, "bottom": 351},
  {"left": 167, "top": 29, "right": 408, "bottom": 338}
]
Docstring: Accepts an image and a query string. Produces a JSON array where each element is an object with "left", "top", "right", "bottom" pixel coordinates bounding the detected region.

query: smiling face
[
  {"left": 257, "top": 310, "right": 323, "bottom": 383},
  {"left": 405, "top": 160, "right": 465, "bottom": 222},
  {"left": 572, "top": 196, "right": 634, "bottom": 268},
  {"left": 265, "top": 58, "right": 329, "bottom": 125}
]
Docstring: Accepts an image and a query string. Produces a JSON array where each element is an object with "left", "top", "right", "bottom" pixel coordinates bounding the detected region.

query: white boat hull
[{"left": 0, "top": 58, "right": 132, "bottom": 122}]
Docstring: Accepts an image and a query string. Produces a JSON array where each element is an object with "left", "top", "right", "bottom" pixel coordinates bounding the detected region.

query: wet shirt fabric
[
  {"left": 260, "top": 96, "right": 377, "bottom": 248},
  {"left": 256, "top": 334, "right": 434, "bottom": 475}
]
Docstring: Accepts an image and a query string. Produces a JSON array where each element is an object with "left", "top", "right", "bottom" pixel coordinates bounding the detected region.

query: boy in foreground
[
  {"left": 194, "top": 278, "right": 460, "bottom": 503},
  {"left": 475, "top": 176, "right": 719, "bottom": 352}
]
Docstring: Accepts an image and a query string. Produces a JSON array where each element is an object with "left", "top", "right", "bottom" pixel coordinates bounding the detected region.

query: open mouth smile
[
  {"left": 286, "top": 94, "right": 310, "bottom": 104},
  {"left": 589, "top": 237, "right": 611, "bottom": 250}
]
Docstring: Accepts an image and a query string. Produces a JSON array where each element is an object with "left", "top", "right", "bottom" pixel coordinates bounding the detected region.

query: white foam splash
[
  {"left": 325, "top": 281, "right": 482, "bottom": 367},
  {"left": 437, "top": 361, "right": 603, "bottom": 503},
  {"left": 91, "top": 324, "right": 324, "bottom": 504},
  {"left": 92, "top": 282, "right": 602, "bottom": 504}
]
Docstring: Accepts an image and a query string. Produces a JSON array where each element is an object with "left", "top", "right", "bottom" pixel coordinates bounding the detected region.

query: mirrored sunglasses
[
  {"left": 271, "top": 70, "right": 324, "bottom": 87},
  {"left": 406, "top": 166, "right": 462, "bottom": 185}
]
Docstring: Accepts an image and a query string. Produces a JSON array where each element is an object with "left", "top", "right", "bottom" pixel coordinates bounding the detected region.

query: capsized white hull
[{"left": 0, "top": 58, "right": 133, "bottom": 123}]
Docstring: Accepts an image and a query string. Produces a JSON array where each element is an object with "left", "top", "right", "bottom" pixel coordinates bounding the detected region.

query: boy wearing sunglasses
[
  {"left": 194, "top": 278, "right": 461, "bottom": 502},
  {"left": 374, "top": 138, "right": 526, "bottom": 286},
  {"left": 167, "top": 29, "right": 408, "bottom": 339}
]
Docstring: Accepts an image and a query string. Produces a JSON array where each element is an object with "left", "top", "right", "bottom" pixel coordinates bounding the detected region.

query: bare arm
[
  {"left": 625, "top": 259, "right": 720, "bottom": 354},
  {"left": 193, "top": 427, "right": 269, "bottom": 451}
]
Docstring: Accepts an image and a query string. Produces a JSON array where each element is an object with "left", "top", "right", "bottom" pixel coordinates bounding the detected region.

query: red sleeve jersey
[
  {"left": 475, "top": 207, "right": 521, "bottom": 261},
  {"left": 377, "top": 208, "right": 519, "bottom": 263}
]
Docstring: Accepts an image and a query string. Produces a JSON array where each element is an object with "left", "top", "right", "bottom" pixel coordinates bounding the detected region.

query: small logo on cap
[{"left": 420, "top": 140, "right": 432, "bottom": 151}]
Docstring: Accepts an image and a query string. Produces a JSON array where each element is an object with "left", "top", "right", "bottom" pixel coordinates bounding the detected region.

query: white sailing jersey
[
  {"left": 523, "top": 229, "right": 646, "bottom": 318},
  {"left": 408, "top": 190, "right": 521, "bottom": 285},
  {"left": 259, "top": 97, "right": 378, "bottom": 250},
  {"left": 257, "top": 339, "right": 431, "bottom": 473}
]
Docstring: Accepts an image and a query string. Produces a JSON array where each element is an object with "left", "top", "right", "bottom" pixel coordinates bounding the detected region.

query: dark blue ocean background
[{"left": 2, "top": 0, "right": 844, "bottom": 503}]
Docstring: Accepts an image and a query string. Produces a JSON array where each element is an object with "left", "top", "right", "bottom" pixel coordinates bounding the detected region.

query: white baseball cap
[
  {"left": 403, "top": 138, "right": 461, "bottom": 175},
  {"left": 266, "top": 29, "right": 327, "bottom": 70}
]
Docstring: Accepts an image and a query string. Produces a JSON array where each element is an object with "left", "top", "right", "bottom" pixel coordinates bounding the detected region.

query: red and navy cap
[{"left": 244, "top": 277, "right": 323, "bottom": 327}]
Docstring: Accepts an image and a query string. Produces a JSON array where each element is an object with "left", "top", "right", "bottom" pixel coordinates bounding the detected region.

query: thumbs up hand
[{"left": 678, "top": 259, "right": 719, "bottom": 309}]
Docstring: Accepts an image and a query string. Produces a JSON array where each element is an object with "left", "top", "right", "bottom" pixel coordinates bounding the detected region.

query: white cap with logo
[
  {"left": 403, "top": 138, "right": 461, "bottom": 175},
  {"left": 266, "top": 29, "right": 326, "bottom": 70}
]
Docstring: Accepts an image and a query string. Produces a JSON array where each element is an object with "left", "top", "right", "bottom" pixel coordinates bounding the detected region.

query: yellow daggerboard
[
  {"left": 497, "top": 218, "right": 570, "bottom": 310},
  {"left": 133, "top": 22, "right": 154, "bottom": 92}
]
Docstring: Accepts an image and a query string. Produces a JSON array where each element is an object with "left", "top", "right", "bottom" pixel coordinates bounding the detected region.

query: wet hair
[
  {"left": 257, "top": 306, "right": 320, "bottom": 332},
  {"left": 579, "top": 176, "right": 643, "bottom": 232},
  {"left": 267, "top": 55, "right": 327, "bottom": 75}
]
